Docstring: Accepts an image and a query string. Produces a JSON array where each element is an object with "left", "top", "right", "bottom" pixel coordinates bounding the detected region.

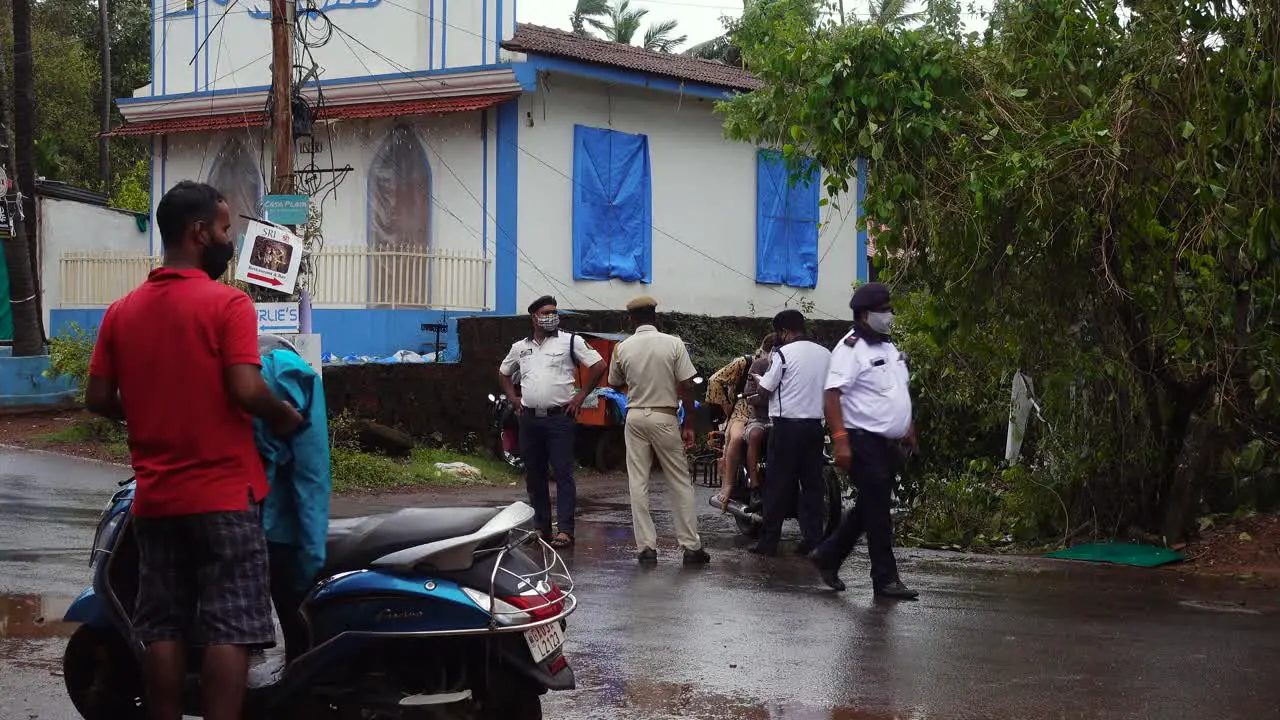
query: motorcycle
[
  {"left": 487, "top": 392, "right": 524, "bottom": 471},
  {"left": 62, "top": 478, "right": 576, "bottom": 719},
  {"left": 708, "top": 402, "right": 846, "bottom": 541}
]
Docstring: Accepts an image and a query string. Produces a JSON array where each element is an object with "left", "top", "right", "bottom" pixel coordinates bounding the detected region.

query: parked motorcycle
[
  {"left": 487, "top": 392, "right": 524, "bottom": 471},
  {"left": 62, "top": 478, "right": 576, "bottom": 719}
]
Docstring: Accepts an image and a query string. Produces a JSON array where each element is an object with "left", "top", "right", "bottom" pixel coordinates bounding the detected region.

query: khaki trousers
[{"left": 624, "top": 409, "right": 702, "bottom": 552}]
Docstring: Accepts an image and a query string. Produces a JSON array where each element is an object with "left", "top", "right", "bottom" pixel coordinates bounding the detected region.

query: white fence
[{"left": 59, "top": 247, "right": 491, "bottom": 310}]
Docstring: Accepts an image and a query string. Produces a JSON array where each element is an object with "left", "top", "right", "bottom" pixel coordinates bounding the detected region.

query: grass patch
[
  {"left": 38, "top": 419, "right": 131, "bottom": 460},
  {"left": 331, "top": 446, "right": 519, "bottom": 494}
]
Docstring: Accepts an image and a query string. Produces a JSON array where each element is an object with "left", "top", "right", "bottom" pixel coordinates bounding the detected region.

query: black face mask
[{"left": 200, "top": 238, "right": 235, "bottom": 280}]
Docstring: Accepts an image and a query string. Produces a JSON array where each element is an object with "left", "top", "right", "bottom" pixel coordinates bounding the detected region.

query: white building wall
[
  {"left": 153, "top": 111, "right": 495, "bottom": 307},
  {"left": 144, "top": 0, "right": 518, "bottom": 98},
  {"left": 39, "top": 197, "right": 150, "bottom": 328},
  {"left": 515, "top": 77, "right": 860, "bottom": 319}
]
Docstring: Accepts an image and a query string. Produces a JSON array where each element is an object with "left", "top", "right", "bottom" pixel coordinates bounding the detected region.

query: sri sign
[{"left": 234, "top": 220, "right": 303, "bottom": 294}]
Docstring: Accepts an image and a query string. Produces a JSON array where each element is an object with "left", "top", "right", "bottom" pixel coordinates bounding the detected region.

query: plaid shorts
[{"left": 132, "top": 508, "right": 274, "bottom": 648}]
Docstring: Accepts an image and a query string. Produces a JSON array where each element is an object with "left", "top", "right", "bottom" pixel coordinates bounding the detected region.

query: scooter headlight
[{"left": 90, "top": 511, "right": 124, "bottom": 567}]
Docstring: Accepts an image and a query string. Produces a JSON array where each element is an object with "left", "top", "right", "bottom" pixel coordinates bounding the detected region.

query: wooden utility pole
[
  {"left": 11, "top": 0, "right": 43, "bottom": 342},
  {"left": 0, "top": 34, "right": 41, "bottom": 356},
  {"left": 98, "top": 0, "right": 111, "bottom": 188},
  {"left": 270, "top": 0, "right": 294, "bottom": 195}
]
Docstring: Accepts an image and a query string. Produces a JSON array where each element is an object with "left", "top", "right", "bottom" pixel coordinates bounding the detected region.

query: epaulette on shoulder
[{"left": 843, "top": 332, "right": 861, "bottom": 347}]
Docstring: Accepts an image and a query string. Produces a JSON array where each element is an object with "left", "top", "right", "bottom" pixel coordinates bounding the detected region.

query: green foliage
[
  {"left": 45, "top": 322, "right": 96, "bottom": 401},
  {"left": 40, "top": 416, "right": 128, "bottom": 458},
  {"left": 723, "top": 0, "right": 1280, "bottom": 543},
  {"left": 0, "top": 0, "right": 151, "bottom": 191},
  {"left": 110, "top": 159, "right": 150, "bottom": 213}
]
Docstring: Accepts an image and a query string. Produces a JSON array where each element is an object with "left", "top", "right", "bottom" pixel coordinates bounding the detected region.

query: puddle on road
[
  {"left": 548, "top": 661, "right": 932, "bottom": 720},
  {"left": 0, "top": 594, "right": 78, "bottom": 639}
]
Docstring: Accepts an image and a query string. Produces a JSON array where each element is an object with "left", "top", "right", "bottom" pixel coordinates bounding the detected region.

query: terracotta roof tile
[
  {"left": 104, "top": 93, "right": 517, "bottom": 137},
  {"left": 504, "top": 24, "right": 760, "bottom": 93},
  {"left": 101, "top": 113, "right": 266, "bottom": 137}
]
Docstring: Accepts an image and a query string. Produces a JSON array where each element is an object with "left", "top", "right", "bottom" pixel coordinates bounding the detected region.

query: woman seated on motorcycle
[{"left": 707, "top": 333, "right": 776, "bottom": 509}]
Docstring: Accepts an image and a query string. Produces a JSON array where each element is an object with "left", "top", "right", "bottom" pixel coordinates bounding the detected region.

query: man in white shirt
[
  {"left": 498, "top": 296, "right": 605, "bottom": 548},
  {"left": 809, "top": 283, "right": 919, "bottom": 599},
  {"left": 752, "top": 309, "right": 832, "bottom": 556}
]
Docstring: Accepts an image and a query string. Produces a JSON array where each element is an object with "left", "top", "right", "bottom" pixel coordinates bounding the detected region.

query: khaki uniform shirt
[{"left": 608, "top": 325, "right": 697, "bottom": 410}]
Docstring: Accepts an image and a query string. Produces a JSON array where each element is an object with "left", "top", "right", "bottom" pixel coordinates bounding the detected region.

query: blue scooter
[{"left": 61, "top": 479, "right": 577, "bottom": 719}]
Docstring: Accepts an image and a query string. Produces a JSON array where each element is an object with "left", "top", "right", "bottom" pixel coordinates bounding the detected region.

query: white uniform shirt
[
  {"left": 758, "top": 339, "right": 831, "bottom": 420},
  {"left": 825, "top": 329, "right": 913, "bottom": 439},
  {"left": 500, "top": 332, "right": 603, "bottom": 410}
]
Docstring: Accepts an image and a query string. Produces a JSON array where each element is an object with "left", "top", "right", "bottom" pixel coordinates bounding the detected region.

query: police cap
[
  {"left": 850, "top": 282, "right": 892, "bottom": 312},
  {"left": 626, "top": 295, "right": 658, "bottom": 312}
]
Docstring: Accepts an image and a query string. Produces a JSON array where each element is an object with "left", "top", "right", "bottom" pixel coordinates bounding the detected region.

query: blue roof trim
[{"left": 518, "top": 54, "right": 737, "bottom": 101}]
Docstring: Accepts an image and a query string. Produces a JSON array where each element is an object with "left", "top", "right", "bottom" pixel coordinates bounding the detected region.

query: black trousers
[
  {"left": 267, "top": 542, "right": 310, "bottom": 664},
  {"left": 756, "top": 418, "right": 826, "bottom": 553},
  {"left": 519, "top": 412, "right": 577, "bottom": 537},
  {"left": 814, "top": 429, "right": 900, "bottom": 588}
]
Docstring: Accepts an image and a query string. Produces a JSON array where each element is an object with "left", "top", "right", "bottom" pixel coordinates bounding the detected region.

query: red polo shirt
[{"left": 88, "top": 268, "right": 268, "bottom": 517}]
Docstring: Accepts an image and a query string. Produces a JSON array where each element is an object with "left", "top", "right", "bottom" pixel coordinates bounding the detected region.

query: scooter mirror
[{"left": 488, "top": 393, "right": 496, "bottom": 402}]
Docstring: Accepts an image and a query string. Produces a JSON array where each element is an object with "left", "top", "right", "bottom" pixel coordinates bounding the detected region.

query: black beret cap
[
  {"left": 527, "top": 295, "right": 557, "bottom": 314},
  {"left": 850, "top": 282, "right": 892, "bottom": 311}
]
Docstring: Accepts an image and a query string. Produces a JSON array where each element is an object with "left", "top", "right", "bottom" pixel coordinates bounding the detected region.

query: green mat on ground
[{"left": 1044, "top": 542, "right": 1184, "bottom": 568}]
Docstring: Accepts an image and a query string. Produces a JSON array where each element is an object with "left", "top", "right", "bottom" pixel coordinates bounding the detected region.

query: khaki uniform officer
[{"left": 609, "top": 296, "right": 710, "bottom": 565}]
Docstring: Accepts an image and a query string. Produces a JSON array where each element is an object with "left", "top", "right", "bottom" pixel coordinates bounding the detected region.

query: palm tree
[
  {"left": 642, "top": 19, "right": 687, "bottom": 53},
  {"left": 590, "top": 1, "right": 687, "bottom": 53},
  {"left": 569, "top": 0, "right": 609, "bottom": 36},
  {"left": 867, "top": 0, "right": 924, "bottom": 28}
]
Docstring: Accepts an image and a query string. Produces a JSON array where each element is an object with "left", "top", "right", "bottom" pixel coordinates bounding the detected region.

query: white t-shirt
[
  {"left": 825, "top": 329, "right": 912, "bottom": 439},
  {"left": 758, "top": 339, "right": 831, "bottom": 420},
  {"left": 500, "top": 332, "right": 603, "bottom": 410}
]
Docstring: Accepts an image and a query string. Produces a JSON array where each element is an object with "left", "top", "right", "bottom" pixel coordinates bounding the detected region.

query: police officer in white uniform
[
  {"left": 809, "top": 283, "right": 919, "bottom": 599},
  {"left": 753, "top": 309, "right": 832, "bottom": 556},
  {"left": 498, "top": 295, "right": 605, "bottom": 548}
]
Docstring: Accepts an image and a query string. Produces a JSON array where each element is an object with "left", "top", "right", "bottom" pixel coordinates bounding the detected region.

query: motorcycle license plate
[{"left": 524, "top": 622, "right": 565, "bottom": 663}]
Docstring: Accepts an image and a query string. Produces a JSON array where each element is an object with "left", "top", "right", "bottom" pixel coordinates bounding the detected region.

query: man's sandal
[{"left": 550, "top": 532, "right": 574, "bottom": 549}]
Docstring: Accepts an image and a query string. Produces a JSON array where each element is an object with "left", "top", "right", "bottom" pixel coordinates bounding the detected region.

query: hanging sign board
[
  {"left": 262, "top": 195, "right": 309, "bottom": 226},
  {"left": 235, "top": 220, "right": 303, "bottom": 294},
  {"left": 255, "top": 303, "right": 300, "bottom": 334}
]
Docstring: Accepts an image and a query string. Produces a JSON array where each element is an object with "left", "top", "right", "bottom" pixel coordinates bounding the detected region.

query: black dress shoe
[
  {"left": 637, "top": 548, "right": 658, "bottom": 564},
  {"left": 807, "top": 551, "right": 846, "bottom": 592},
  {"left": 683, "top": 548, "right": 711, "bottom": 565},
  {"left": 874, "top": 581, "right": 919, "bottom": 599}
]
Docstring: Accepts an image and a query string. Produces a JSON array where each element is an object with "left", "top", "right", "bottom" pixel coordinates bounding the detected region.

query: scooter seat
[{"left": 324, "top": 507, "right": 503, "bottom": 573}]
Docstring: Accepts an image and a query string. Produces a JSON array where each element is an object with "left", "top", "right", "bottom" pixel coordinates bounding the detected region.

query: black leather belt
[
  {"left": 772, "top": 417, "right": 822, "bottom": 424},
  {"left": 528, "top": 406, "right": 567, "bottom": 417}
]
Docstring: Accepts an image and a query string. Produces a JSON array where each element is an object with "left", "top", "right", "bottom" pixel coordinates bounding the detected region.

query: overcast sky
[{"left": 519, "top": 1, "right": 995, "bottom": 49}]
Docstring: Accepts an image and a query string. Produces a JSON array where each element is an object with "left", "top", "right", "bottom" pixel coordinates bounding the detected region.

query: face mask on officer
[
  {"left": 535, "top": 314, "right": 560, "bottom": 333},
  {"left": 865, "top": 311, "right": 894, "bottom": 335}
]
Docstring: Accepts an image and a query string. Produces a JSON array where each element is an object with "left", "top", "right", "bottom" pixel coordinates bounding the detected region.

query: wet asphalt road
[{"left": 3, "top": 446, "right": 1280, "bottom": 719}]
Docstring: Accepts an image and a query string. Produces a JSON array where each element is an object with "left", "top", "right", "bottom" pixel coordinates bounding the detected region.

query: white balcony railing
[{"left": 58, "top": 246, "right": 490, "bottom": 310}]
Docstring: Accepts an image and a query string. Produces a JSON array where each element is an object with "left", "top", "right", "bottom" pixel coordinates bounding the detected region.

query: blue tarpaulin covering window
[
  {"left": 572, "top": 125, "right": 652, "bottom": 283},
  {"left": 756, "top": 149, "right": 820, "bottom": 288}
]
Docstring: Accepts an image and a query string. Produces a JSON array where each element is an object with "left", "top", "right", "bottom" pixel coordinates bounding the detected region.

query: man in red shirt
[{"left": 86, "top": 180, "right": 302, "bottom": 720}]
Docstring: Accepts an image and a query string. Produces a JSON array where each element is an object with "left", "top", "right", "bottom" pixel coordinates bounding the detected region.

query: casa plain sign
[{"left": 262, "top": 194, "right": 309, "bottom": 226}]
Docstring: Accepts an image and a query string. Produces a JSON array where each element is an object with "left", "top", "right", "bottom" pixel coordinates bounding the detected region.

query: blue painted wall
[
  {"left": 0, "top": 347, "right": 77, "bottom": 409},
  {"left": 49, "top": 308, "right": 483, "bottom": 360}
]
